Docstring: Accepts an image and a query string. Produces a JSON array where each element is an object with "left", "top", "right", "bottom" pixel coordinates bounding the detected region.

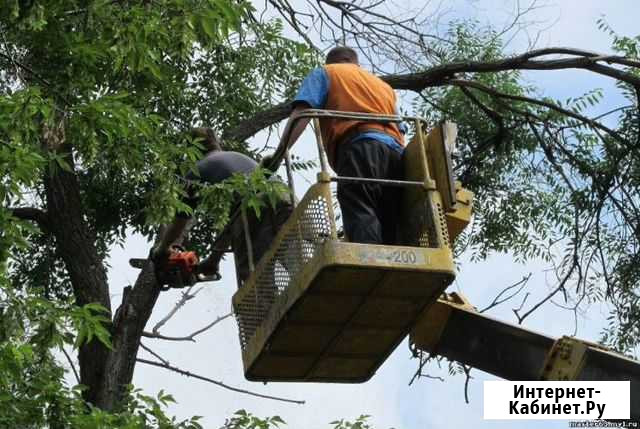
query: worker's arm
[
  {"left": 196, "top": 228, "right": 231, "bottom": 276},
  {"left": 150, "top": 216, "right": 191, "bottom": 261},
  {"left": 156, "top": 217, "right": 190, "bottom": 253},
  {"left": 278, "top": 103, "right": 311, "bottom": 151},
  {"left": 276, "top": 67, "right": 328, "bottom": 154}
]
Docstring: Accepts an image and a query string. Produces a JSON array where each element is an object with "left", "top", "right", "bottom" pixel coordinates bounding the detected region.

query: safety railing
[{"left": 231, "top": 109, "right": 454, "bottom": 351}]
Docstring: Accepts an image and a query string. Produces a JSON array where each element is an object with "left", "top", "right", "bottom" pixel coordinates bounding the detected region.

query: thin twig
[
  {"left": 448, "top": 79, "right": 626, "bottom": 144},
  {"left": 479, "top": 273, "right": 532, "bottom": 313},
  {"left": 408, "top": 351, "right": 444, "bottom": 386},
  {"left": 61, "top": 347, "right": 80, "bottom": 384},
  {"left": 462, "top": 364, "right": 472, "bottom": 404},
  {"left": 140, "top": 343, "right": 170, "bottom": 366},
  {"left": 514, "top": 261, "right": 578, "bottom": 324},
  {"left": 152, "top": 285, "right": 201, "bottom": 334},
  {"left": 143, "top": 313, "right": 232, "bottom": 342},
  {"left": 137, "top": 358, "right": 305, "bottom": 404}
]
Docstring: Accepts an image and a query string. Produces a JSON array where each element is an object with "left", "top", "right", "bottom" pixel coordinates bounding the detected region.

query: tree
[
  {"left": 1, "top": 0, "right": 316, "bottom": 414},
  {"left": 1, "top": 0, "right": 638, "bottom": 425}
]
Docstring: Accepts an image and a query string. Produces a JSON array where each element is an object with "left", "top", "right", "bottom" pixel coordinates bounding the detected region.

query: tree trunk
[
  {"left": 43, "top": 126, "right": 187, "bottom": 410},
  {"left": 43, "top": 147, "right": 112, "bottom": 405},
  {"left": 95, "top": 264, "right": 161, "bottom": 410}
]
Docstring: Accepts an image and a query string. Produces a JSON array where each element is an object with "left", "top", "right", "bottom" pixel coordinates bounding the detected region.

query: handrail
[{"left": 264, "top": 109, "right": 428, "bottom": 173}]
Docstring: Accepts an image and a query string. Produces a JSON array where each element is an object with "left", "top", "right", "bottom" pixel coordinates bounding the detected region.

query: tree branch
[
  {"left": 151, "top": 285, "right": 201, "bottom": 334},
  {"left": 140, "top": 343, "right": 170, "bottom": 366},
  {"left": 223, "top": 47, "right": 639, "bottom": 143},
  {"left": 447, "top": 79, "right": 626, "bottom": 143},
  {"left": 462, "top": 364, "right": 472, "bottom": 404},
  {"left": 383, "top": 47, "right": 640, "bottom": 90},
  {"left": 222, "top": 101, "right": 292, "bottom": 143},
  {"left": 514, "top": 260, "right": 578, "bottom": 324},
  {"left": 137, "top": 358, "right": 305, "bottom": 404},
  {"left": 9, "top": 207, "right": 50, "bottom": 230},
  {"left": 0, "top": 51, "right": 54, "bottom": 88},
  {"left": 479, "top": 273, "right": 532, "bottom": 313},
  {"left": 62, "top": 347, "right": 80, "bottom": 385}
]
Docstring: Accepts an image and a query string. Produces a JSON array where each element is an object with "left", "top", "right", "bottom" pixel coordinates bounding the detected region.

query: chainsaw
[{"left": 129, "top": 246, "right": 221, "bottom": 290}]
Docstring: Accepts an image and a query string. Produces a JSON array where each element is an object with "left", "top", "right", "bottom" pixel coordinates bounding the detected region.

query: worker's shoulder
[
  {"left": 203, "top": 150, "right": 255, "bottom": 162},
  {"left": 324, "top": 63, "right": 390, "bottom": 86},
  {"left": 200, "top": 151, "right": 258, "bottom": 169}
]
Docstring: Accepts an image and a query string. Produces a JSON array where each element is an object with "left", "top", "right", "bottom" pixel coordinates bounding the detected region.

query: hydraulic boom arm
[{"left": 410, "top": 293, "right": 640, "bottom": 420}]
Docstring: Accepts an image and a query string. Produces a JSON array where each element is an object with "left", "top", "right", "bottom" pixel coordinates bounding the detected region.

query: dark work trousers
[
  {"left": 232, "top": 199, "right": 294, "bottom": 286},
  {"left": 336, "top": 139, "right": 404, "bottom": 245}
]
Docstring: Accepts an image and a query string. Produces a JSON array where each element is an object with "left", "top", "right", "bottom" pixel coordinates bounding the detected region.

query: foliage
[
  {"left": 593, "top": 19, "right": 640, "bottom": 352},
  {"left": 0, "top": 0, "right": 316, "bottom": 290},
  {"left": 330, "top": 415, "right": 384, "bottom": 429},
  {"left": 0, "top": 0, "right": 316, "bottom": 423},
  {"left": 219, "top": 410, "right": 285, "bottom": 429},
  {"left": 218, "top": 412, "right": 392, "bottom": 429},
  {"left": 416, "top": 22, "right": 569, "bottom": 261},
  {"left": 416, "top": 20, "right": 640, "bottom": 353},
  {"left": 187, "top": 19, "right": 319, "bottom": 141},
  {"left": 0, "top": 279, "right": 201, "bottom": 428},
  {"left": 188, "top": 167, "right": 290, "bottom": 256}
]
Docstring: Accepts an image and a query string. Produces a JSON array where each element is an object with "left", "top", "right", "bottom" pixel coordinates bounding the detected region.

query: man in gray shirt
[{"left": 153, "top": 128, "right": 293, "bottom": 287}]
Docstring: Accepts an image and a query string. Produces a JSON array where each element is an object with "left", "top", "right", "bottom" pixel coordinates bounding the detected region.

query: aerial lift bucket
[{"left": 231, "top": 111, "right": 473, "bottom": 382}]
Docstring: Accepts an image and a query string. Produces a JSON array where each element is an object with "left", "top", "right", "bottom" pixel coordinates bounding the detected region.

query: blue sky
[{"left": 103, "top": 1, "right": 638, "bottom": 428}]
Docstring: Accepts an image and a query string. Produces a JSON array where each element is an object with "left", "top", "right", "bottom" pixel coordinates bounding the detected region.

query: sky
[{"left": 102, "top": 1, "right": 638, "bottom": 428}]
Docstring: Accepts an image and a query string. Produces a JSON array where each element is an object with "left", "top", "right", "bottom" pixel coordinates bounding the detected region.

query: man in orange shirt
[{"left": 279, "top": 47, "right": 405, "bottom": 244}]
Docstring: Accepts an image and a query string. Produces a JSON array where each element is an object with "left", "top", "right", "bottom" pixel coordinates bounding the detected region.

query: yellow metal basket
[{"left": 232, "top": 111, "right": 473, "bottom": 382}]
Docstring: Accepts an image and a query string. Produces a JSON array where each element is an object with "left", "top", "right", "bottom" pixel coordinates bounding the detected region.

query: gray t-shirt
[
  {"left": 185, "top": 151, "right": 258, "bottom": 184},
  {"left": 179, "top": 151, "right": 258, "bottom": 218}
]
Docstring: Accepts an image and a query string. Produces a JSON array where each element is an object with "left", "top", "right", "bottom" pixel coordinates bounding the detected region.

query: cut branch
[{"left": 9, "top": 207, "right": 50, "bottom": 230}]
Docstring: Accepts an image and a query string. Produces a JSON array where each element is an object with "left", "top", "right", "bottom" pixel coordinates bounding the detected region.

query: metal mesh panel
[
  {"left": 435, "top": 201, "right": 451, "bottom": 248},
  {"left": 234, "top": 183, "right": 334, "bottom": 349},
  {"left": 414, "top": 199, "right": 450, "bottom": 249},
  {"left": 402, "top": 194, "right": 450, "bottom": 250},
  {"left": 417, "top": 199, "right": 436, "bottom": 248}
]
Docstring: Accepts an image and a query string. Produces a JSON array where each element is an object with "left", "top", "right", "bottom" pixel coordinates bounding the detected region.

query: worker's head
[
  {"left": 325, "top": 46, "right": 359, "bottom": 65},
  {"left": 191, "top": 127, "right": 222, "bottom": 152}
]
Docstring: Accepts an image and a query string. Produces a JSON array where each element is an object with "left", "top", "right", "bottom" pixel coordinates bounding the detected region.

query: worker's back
[
  {"left": 182, "top": 150, "right": 293, "bottom": 286},
  {"left": 320, "top": 63, "right": 404, "bottom": 166},
  {"left": 186, "top": 151, "right": 257, "bottom": 184}
]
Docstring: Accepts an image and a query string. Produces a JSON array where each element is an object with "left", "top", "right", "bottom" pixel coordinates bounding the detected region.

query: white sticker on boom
[{"left": 357, "top": 248, "right": 426, "bottom": 265}]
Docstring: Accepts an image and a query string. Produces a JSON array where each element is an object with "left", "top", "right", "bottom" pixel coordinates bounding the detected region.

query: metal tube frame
[
  {"left": 330, "top": 176, "right": 425, "bottom": 187},
  {"left": 277, "top": 109, "right": 433, "bottom": 192},
  {"left": 241, "top": 109, "right": 436, "bottom": 278}
]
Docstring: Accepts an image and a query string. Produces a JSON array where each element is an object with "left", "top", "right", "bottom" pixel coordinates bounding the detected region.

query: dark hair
[
  {"left": 325, "top": 46, "right": 358, "bottom": 65},
  {"left": 190, "top": 127, "right": 222, "bottom": 152}
]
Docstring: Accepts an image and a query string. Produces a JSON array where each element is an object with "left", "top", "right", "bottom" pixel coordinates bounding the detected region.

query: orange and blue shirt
[{"left": 294, "top": 63, "right": 406, "bottom": 168}]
